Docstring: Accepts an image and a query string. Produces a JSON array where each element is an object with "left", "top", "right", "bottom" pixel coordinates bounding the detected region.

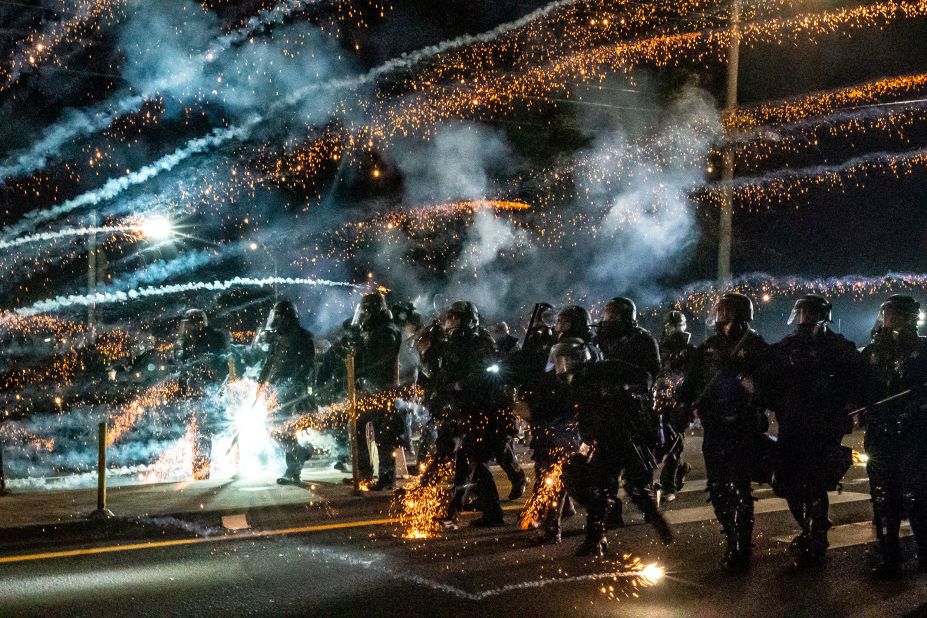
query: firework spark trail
[
  {"left": 0, "top": 0, "right": 577, "bottom": 186},
  {"left": 290, "top": 546, "right": 661, "bottom": 601},
  {"left": 0, "top": 424, "right": 55, "bottom": 453},
  {"left": 204, "top": 0, "right": 320, "bottom": 60},
  {"left": 98, "top": 247, "right": 222, "bottom": 294},
  {"left": 269, "top": 0, "right": 927, "bottom": 189},
  {"left": 729, "top": 72, "right": 927, "bottom": 130},
  {"left": 0, "top": 94, "right": 146, "bottom": 182},
  {"left": 0, "top": 225, "right": 143, "bottom": 250},
  {"left": 107, "top": 379, "right": 181, "bottom": 447},
  {"left": 324, "top": 0, "right": 582, "bottom": 90},
  {"left": 4, "top": 0, "right": 693, "bottom": 205},
  {"left": 702, "top": 144, "right": 927, "bottom": 209},
  {"left": 1, "top": 0, "right": 122, "bottom": 93},
  {"left": 16, "top": 275, "right": 362, "bottom": 316},
  {"left": 728, "top": 99, "right": 927, "bottom": 170},
  {"left": 370, "top": 0, "right": 927, "bottom": 144},
  {"left": 665, "top": 271, "right": 927, "bottom": 318},
  {"left": 0, "top": 0, "right": 316, "bottom": 183},
  {"left": 0, "top": 121, "right": 256, "bottom": 239},
  {"left": 12, "top": 0, "right": 919, "bottom": 237},
  {"left": 140, "top": 421, "right": 197, "bottom": 484}
]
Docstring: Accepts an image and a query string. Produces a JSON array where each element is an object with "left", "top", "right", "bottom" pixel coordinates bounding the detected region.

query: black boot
[
  {"left": 535, "top": 493, "right": 565, "bottom": 544},
  {"left": 534, "top": 518, "right": 562, "bottom": 545},
  {"left": 578, "top": 491, "right": 610, "bottom": 557},
  {"left": 508, "top": 472, "right": 528, "bottom": 501},
  {"left": 576, "top": 530, "right": 608, "bottom": 557},
  {"left": 562, "top": 496, "right": 576, "bottom": 518},
  {"left": 723, "top": 509, "right": 753, "bottom": 574},
  {"left": 918, "top": 544, "right": 927, "bottom": 573},
  {"left": 872, "top": 514, "right": 903, "bottom": 579},
  {"left": 628, "top": 484, "right": 674, "bottom": 545},
  {"left": 788, "top": 497, "right": 829, "bottom": 568},
  {"left": 723, "top": 533, "right": 751, "bottom": 574}
]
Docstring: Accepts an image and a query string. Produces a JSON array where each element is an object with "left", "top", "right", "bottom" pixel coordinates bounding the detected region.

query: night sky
[{"left": 1, "top": 0, "right": 926, "bottom": 345}]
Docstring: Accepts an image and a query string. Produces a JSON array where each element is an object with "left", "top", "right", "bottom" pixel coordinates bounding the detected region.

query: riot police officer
[
  {"left": 591, "top": 297, "right": 663, "bottom": 529},
  {"left": 679, "top": 292, "right": 771, "bottom": 573},
  {"left": 563, "top": 297, "right": 670, "bottom": 556},
  {"left": 488, "top": 322, "right": 519, "bottom": 356},
  {"left": 525, "top": 338, "right": 597, "bottom": 544},
  {"left": 656, "top": 310, "right": 695, "bottom": 502},
  {"left": 351, "top": 292, "right": 403, "bottom": 491},
  {"left": 482, "top": 320, "right": 528, "bottom": 500},
  {"left": 252, "top": 300, "right": 316, "bottom": 485},
  {"left": 595, "top": 297, "right": 661, "bottom": 379},
  {"left": 768, "top": 295, "right": 864, "bottom": 567},
  {"left": 554, "top": 305, "right": 596, "bottom": 343},
  {"left": 863, "top": 295, "right": 927, "bottom": 578},
  {"left": 175, "top": 309, "right": 230, "bottom": 480},
  {"left": 436, "top": 301, "right": 511, "bottom": 527},
  {"left": 661, "top": 310, "right": 694, "bottom": 373}
]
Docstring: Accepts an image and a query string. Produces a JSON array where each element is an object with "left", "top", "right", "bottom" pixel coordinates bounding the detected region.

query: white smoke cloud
[{"left": 393, "top": 123, "right": 512, "bottom": 204}]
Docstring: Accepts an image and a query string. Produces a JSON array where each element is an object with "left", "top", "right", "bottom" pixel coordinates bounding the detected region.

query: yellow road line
[
  {"left": 0, "top": 516, "right": 399, "bottom": 565},
  {"left": 0, "top": 504, "right": 528, "bottom": 565}
]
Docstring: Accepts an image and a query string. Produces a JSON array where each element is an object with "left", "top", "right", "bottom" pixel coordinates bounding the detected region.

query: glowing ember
[
  {"left": 519, "top": 457, "right": 565, "bottom": 530},
  {"left": 392, "top": 459, "right": 454, "bottom": 540}
]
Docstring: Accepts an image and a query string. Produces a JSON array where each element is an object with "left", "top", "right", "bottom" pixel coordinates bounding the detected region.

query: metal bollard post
[
  {"left": 0, "top": 436, "right": 9, "bottom": 497},
  {"left": 90, "top": 421, "right": 114, "bottom": 519},
  {"left": 345, "top": 353, "right": 363, "bottom": 495}
]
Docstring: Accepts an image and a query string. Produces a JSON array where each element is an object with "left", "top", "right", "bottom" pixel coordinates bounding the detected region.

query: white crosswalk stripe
[
  {"left": 773, "top": 521, "right": 912, "bottom": 549},
  {"left": 663, "top": 491, "right": 871, "bottom": 525}
]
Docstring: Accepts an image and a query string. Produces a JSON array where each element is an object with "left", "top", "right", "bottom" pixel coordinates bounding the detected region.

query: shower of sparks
[
  {"left": 392, "top": 459, "right": 454, "bottom": 540},
  {"left": 519, "top": 457, "right": 565, "bottom": 531},
  {"left": 107, "top": 379, "right": 181, "bottom": 446}
]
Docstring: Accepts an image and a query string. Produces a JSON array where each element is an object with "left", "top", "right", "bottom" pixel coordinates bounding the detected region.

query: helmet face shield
[
  {"left": 553, "top": 354, "right": 574, "bottom": 376},
  {"left": 352, "top": 293, "right": 387, "bottom": 328},
  {"left": 707, "top": 293, "right": 753, "bottom": 328},
  {"left": 705, "top": 303, "right": 729, "bottom": 328},
  {"left": 663, "top": 311, "right": 687, "bottom": 336},
  {"left": 881, "top": 306, "right": 916, "bottom": 331},
  {"left": 602, "top": 297, "right": 637, "bottom": 327},
  {"left": 787, "top": 295, "right": 832, "bottom": 326},
  {"left": 351, "top": 303, "right": 372, "bottom": 328},
  {"left": 879, "top": 295, "right": 921, "bottom": 333},
  {"left": 547, "top": 339, "right": 593, "bottom": 376},
  {"left": 539, "top": 306, "right": 557, "bottom": 328}
]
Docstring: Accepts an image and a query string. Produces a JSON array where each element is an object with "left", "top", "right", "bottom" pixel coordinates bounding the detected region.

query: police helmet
[
  {"left": 352, "top": 292, "right": 389, "bottom": 328},
  {"left": 446, "top": 301, "right": 480, "bottom": 329},
  {"left": 267, "top": 299, "right": 299, "bottom": 330},
  {"left": 707, "top": 292, "right": 754, "bottom": 327},
  {"left": 787, "top": 294, "right": 832, "bottom": 326},
  {"left": 664, "top": 310, "right": 687, "bottom": 331},
  {"left": 880, "top": 294, "right": 921, "bottom": 331},
  {"left": 603, "top": 297, "right": 637, "bottom": 326},
  {"left": 555, "top": 305, "right": 592, "bottom": 337},
  {"left": 548, "top": 337, "right": 594, "bottom": 376}
]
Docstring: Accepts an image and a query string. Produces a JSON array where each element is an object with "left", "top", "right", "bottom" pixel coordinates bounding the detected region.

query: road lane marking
[
  {"left": 773, "top": 521, "right": 911, "bottom": 550},
  {"left": 0, "top": 517, "right": 399, "bottom": 565},
  {"left": 0, "top": 492, "right": 873, "bottom": 565}
]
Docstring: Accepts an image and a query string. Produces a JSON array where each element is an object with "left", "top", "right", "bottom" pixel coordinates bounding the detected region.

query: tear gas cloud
[{"left": 365, "top": 83, "right": 720, "bottom": 323}]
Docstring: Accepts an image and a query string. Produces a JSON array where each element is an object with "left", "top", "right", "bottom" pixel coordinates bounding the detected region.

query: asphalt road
[{"left": 2, "top": 435, "right": 927, "bottom": 617}]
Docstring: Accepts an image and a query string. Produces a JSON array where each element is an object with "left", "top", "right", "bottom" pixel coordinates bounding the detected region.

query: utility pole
[
  {"left": 717, "top": 0, "right": 740, "bottom": 284},
  {"left": 87, "top": 210, "right": 97, "bottom": 335}
]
